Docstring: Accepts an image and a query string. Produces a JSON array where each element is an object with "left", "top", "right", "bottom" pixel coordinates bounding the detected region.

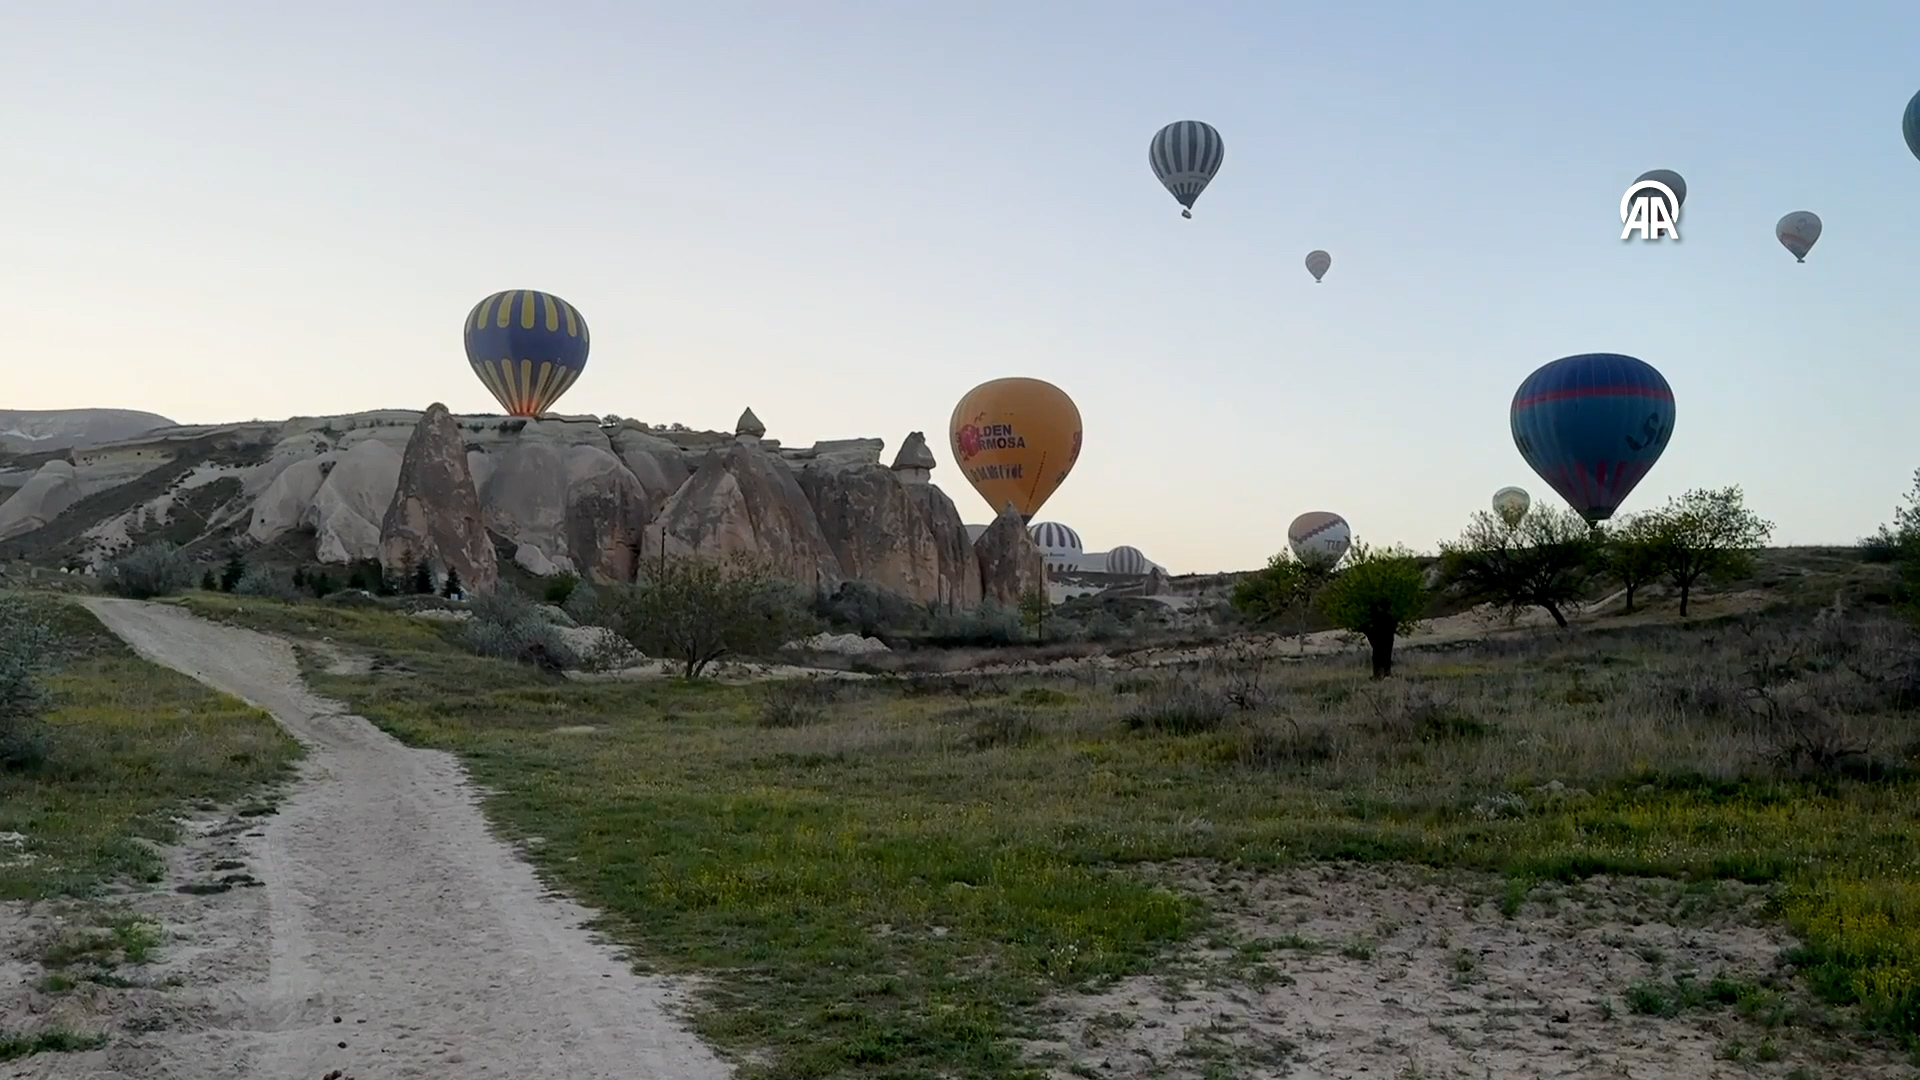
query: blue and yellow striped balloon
[{"left": 463, "top": 289, "right": 590, "bottom": 417}]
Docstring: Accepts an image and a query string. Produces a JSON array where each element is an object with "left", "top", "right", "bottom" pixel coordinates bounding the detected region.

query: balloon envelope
[
  {"left": 1288, "top": 512, "right": 1351, "bottom": 569},
  {"left": 1633, "top": 169, "right": 1686, "bottom": 215},
  {"left": 1149, "top": 121, "right": 1225, "bottom": 218},
  {"left": 1904, "top": 90, "right": 1920, "bottom": 163},
  {"left": 464, "top": 289, "right": 590, "bottom": 417},
  {"left": 1492, "top": 486, "right": 1531, "bottom": 528},
  {"left": 1305, "top": 249, "right": 1332, "bottom": 282},
  {"left": 1510, "top": 353, "right": 1675, "bottom": 525},
  {"left": 949, "top": 377, "right": 1083, "bottom": 521},
  {"left": 1776, "top": 211, "right": 1822, "bottom": 262}
]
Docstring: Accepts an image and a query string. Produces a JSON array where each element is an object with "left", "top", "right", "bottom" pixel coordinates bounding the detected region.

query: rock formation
[
  {"left": 0, "top": 404, "right": 1118, "bottom": 613},
  {"left": 378, "top": 404, "right": 499, "bottom": 593},
  {"left": 973, "top": 503, "right": 1046, "bottom": 606}
]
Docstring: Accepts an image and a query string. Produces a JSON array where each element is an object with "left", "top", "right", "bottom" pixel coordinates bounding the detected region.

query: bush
[
  {"left": 815, "top": 580, "right": 928, "bottom": 638},
  {"left": 544, "top": 574, "right": 581, "bottom": 606},
  {"left": 234, "top": 566, "right": 301, "bottom": 600},
  {"left": 462, "top": 585, "right": 579, "bottom": 674},
  {"left": 588, "top": 554, "right": 815, "bottom": 678},
  {"left": 561, "top": 575, "right": 600, "bottom": 623},
  {"left": 103, "top": 541, "right": 197, "bottom": 599},
  {"left": 925, "top": 602, "right": 1023, "bottom": 647},
  {"left": 1121, "top": 681, "right": 1230, "bottom": 735},
  {"left": 0, "top": 594, "right": 54, "bottom": 771}
]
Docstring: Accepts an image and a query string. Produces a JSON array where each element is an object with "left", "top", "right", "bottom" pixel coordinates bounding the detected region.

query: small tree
[
  {"left": 1229, "top": 551, "right": 1329, "bottom": 653},
  {"left": 1437, "top": 506, "right": 1598, "bottom": 628},
  {"left": 441, "top": 568, "right": 463, "bottom": 599},
  {"left": 1600, "top": 513, "right": 1665, "bottom": 614},
  {"left": 1018, "top": 586, "right": 1049, "bottom": 640},
  {"left": 200, "top": 568, "right": 218, "bottom": 591},
  {"left": 1644, "top": 486, "right": 1774, "bottom": 616},
  {"left": 219, "top": 553, "right": 247, "bottom": 592},
  {"left": 103, "top": 541, "right": 197, "bottom": 600},
  {"left": 590, "top": 553, "right": 815, "bottom": 678},
  {"left": 1315, "top": 541, "right": 1430, "bottom": 678},
  {"left": 412, "top": 560, "right": 434, "bottom": 595}
]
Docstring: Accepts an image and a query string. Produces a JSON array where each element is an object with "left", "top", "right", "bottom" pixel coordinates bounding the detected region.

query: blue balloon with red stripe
[{"left": 1510, "top": 353, "right": 1675, "bottom": 525}]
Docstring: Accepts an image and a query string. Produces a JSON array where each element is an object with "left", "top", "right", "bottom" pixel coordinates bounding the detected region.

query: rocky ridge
[{"left": 0, "top": 406, "right": 1043, "bottom": 606}]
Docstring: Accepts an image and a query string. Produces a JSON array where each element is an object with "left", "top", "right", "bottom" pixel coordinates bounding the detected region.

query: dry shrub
[
  {"left": 1230, "top": 716, "right": 1336, "bottom": 770},
  {"left": 1122, "top": 680, "right": 1230, "bottom": 735},
  {"left": 758, "top": 678, "right": 847, "bottom": 729}
]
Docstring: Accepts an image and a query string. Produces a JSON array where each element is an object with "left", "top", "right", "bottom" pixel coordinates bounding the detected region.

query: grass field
[
  {"left": 169, "top": 588, "right": 1920, "bottom": 1077},
  {"left": 0, "top": 592, "right": 301, "bottom": 1064},
  {"left": 0, "top": 595, "right": 302, "bottom": 901}
]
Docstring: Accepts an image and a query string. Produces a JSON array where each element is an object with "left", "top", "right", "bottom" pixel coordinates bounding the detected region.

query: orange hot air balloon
[{"left": 949, "top": 377, "right": 1083, "bottom": 521}]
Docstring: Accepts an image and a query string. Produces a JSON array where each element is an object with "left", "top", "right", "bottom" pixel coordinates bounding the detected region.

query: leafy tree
[
  {"left": 588, "top": 553, "right": 816, "bottom": 678},
  {"left": 1018, "top": 586, "right": 1049, "bottom": 640},
  {"left": 1315, "top": 541, "right": 1430, "bottom": 678},
  {"left": 412, "top": 560, "right": 434, "bottom": 595},
  {"left": 1600, "top": 513, "right": 1665, "bottom": 613},
  {"left": 200, "top": 568, "right": 218, "bottom": 591},
  {"left": 1437, "top": 507, "right": 1598, "bottom": 628},
  {"left": 219, "top": 552, "right": 247, "bottom": 592},
  {"left": 1643, "top": 486, "right": 1774, "bottom": 616},
  {"left": 442, "top": 568, "right": 463, "bottom": 599}
]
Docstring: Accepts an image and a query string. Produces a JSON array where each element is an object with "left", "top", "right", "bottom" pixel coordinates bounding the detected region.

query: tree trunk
[
  {"left": 1678, "top": 583, "right": 1690, "bottom": 616},
  {"left": 1542, "top": 601, "right": 1568, "bottom": 628},
  {"left": 1366, "top": 629, "right": 1395, "bottom": 678},
  {"left": 1623, "top": 583, "right": 1636, "bottom": 613}
]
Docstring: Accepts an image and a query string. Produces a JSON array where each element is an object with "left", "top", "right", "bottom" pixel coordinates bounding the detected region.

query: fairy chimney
[
  {"left": 889, "top": 431, "right": 936, "bottom": 485},
  {"left": 735, "top": 407, "right": 765, "bottom": 446}
]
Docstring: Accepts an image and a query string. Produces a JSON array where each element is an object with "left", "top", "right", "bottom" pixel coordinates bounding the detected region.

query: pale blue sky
[{"left": 3, "top": 2, "right": 1917, "bottom": 573}]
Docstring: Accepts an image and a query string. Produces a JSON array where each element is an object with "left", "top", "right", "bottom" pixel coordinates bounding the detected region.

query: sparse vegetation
[
  {"left": 1602, "top": 512, "right": 1666, "bottom": 613},
  {"left": 102, "top": 540, "right": 196, "bottom": 599},
  {"left": 461, "top": 584, "right": 578, "bottom": 673},
  {"left": 0, "top": 595, "right": 55, "bottom": 771}
]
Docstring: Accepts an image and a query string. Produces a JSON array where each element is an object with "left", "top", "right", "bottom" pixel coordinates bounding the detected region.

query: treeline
[{"left": 1230, "top": 485, "right": 1774, "bottom": 678}]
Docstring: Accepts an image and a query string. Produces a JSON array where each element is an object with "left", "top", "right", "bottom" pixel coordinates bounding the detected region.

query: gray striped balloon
[{"left": 1149, "top": 121, "right": 1225, "bottom": 219}]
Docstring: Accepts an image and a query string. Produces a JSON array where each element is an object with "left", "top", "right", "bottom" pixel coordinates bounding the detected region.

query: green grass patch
[
  {"left": 0, "top": 594, "right": 302, "bottom": 899},
  {"left": 186, "top": 597, "right": 1920, "bottom": 1071},
  {"left": 0, "top": 1028, "right": 108, "bottom": 1062}
]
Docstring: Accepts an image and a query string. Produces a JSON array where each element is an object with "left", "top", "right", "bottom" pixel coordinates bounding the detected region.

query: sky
[{"left": 3, "top": 2, "right": 1918, "bottom": 574}]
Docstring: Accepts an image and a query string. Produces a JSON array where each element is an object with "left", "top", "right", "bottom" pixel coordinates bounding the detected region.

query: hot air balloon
[
  {"left": 1305, "top": 250, "right": 1332, "bottom": 283},
  {"left": 1492, "top": 486, "right": 1531, "bottom": 528},
  {"left": 1288, "top": 512, "right": 1351, "bottom": 569},
  {"left": 1633, "top": 169, "right": 1687, "bottom": 216},
  {"left": 1776, "top": 211, "right": 1822, "bottom": 263},
  {"left": 1149, "top": 121, "right": 1225, "bottom": 219},
  {"left": 1904, "top": 90, "right": 1920, "bottom": 164},
  {"left": 1510, "top": 353, "right": 1675, "bottom": 526},
  {"left": 949, "top": 377, "right": 1083, "bottom": 521},
  {"left": 464, "top": 289, "right": 590, "bottom": 417},
  {"left": 1105, "top": 545, "right": 1150, "bottom": 575}
]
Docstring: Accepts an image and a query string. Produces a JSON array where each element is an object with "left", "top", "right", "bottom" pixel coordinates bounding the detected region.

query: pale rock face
[
  {"left": 378, "top": 404, "right": 500, "bottom": 593},
  {"left": 474, "top": 440, "right": 572, "bottom": 572},
  {"left": 608, "top": 427, "right": 695, "bottom": 507},
  {"left": 974, "top": 504, "right": 1046, "bottom": 606},
  {"left": 302, "top": 440, "right": 402, "bottom": 563},
  {"left": 249, "top": 453, "right": 336, "bottom": 544},
  {"left": 640, "top": 443, "right": 843, "bottom": 588},
  {"left": 0, "top": 461, "right": 85, "bottom": 541},
  {"left": 514, "top": 542, "right": 559, "bottom": 577},
  {"left": 242, "top": 432, "right": 333, "bottom": 500},
  {"left": 798, "top": 461, "right": 981, "bottom": 608},
  {"left": 561, "top": 445, "right": 651, "bottom": 583}
]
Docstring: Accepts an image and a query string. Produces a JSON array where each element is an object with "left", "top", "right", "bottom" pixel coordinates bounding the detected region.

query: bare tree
[{"left": 1438, "top": 506, "right": 1598, "bottom": 628}]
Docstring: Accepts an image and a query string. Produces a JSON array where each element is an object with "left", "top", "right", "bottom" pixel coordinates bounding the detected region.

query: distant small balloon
[
  {"left": 1288, "top": 512, "right": 1351, "bottom": 569},
  {"left": 1775, "top": 211, "right": 1823, "bottom": 263},
  {"left": 1633, "top": 169, "right": 1687, "bottom": 216},
  {"left": 1305, "top": 250, "right": 1332, "bottom": 283},
  {"left": 1492, "top": 487, "right": 1531, "bottom": 528},
  {"left": 1904, "top": 90, "right": 1920, "bottom": 164}
]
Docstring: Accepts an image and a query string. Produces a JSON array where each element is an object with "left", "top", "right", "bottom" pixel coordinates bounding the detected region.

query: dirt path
[{"left": 61, "top": 598, "right": 731, "bottom": 1080}]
